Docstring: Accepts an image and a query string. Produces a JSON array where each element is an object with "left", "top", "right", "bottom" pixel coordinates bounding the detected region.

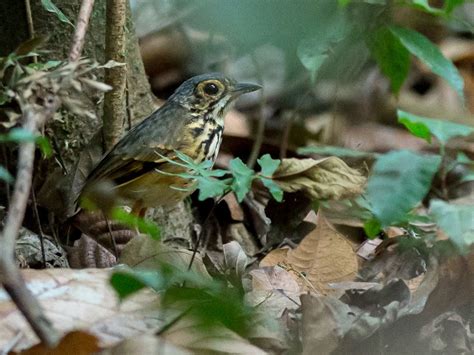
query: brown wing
[
  {"left": 87, "top": 145, "right": 177, "bottom": 189},
  {"left": 83, "top": 101, "right": 188, "bottom": 190}
]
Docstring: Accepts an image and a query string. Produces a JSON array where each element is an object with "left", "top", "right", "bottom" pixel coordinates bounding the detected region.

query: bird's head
[{"left": 169, "top": 73, "right": 261, "bottom": 121}]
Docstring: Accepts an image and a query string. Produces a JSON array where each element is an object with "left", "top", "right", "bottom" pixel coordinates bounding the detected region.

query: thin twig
[
  {"left": 0, "top": 101, "right": 61, "bottom": 347},
  {"left": 188, "top": 193, "right": 228, "bottom": 270},
  {"left": 69, "top": 0, "right": 96, "bottom": 62},
  {"left": 280, "top": 112, "right": 295, "bottom": 159},
  {"left": 280, "top": 90, "right": 312, "bottom": 159},
  {"left": 103, "top": 0, "right": 127, "bottom": 150},
  {"left": 1, "top": 146, "right": 11, "bottom": 204},
  {"left": 24, "top": 0, "right": 37, "bottom": 64},
  {"left": 24, "top": 0, "right": 34, "bottom": 39},
  {"left": 247, "top": 55, "right": 266, "bottom": 169},
  {"left": 31, "top": 188, "right": 46, "bottom": 268}
]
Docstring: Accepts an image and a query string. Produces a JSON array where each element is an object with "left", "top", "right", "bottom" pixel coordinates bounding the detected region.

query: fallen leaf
[
  {"left": 261, "top": 212, "right": 358, "bottom": 295},
  {"left": 223, "top": 241, "right": 249, "bottom": 280},
  {"left": 300, "top": 294, "right": 354, "bottom": 355},
  {"left": 119, "top": 234, "right": 211, "bottom": 280},
  {"left": 246, "top": 266, "right": 302, "bottom": 318},
  {"left": 225, "top": 223, "right": 260, "bottom": 257},
  {"left": 102, "top": 333, "right": 191, "bottom": 355},
  {"left": 17, "top": 331, "right": 100, "bottom": 355},
  {"left": 250, "top": 266, "right": 301, "bottom": 294},
  {"left": 161, "top": 316, "right": 268, "bottom": 355},
  {"left": 222, "top": 192, "right": 245, "bottom": 221},
  {"left": 271, "top": 157, "right": 366, "bottom": 201},
  {"left": 0, "top": 269, "right": 162, "bottom": 352}
]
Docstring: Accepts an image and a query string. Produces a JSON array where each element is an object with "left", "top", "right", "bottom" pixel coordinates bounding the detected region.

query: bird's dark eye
[{"left": 203, "top": 82, "right": 219, "bottom": 95}]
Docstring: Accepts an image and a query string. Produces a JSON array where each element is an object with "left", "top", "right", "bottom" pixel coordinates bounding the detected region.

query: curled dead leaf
[{"left": 271, "top": 157, "right": 366, "bottom": 200}]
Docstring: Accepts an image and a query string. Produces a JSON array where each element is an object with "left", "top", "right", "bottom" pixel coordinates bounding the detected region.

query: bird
[{"left": 80, "top": 73, "right": 261, "bottom": 216}]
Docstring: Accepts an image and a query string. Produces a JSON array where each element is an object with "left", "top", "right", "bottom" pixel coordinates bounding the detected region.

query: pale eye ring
[{"left": 203, "top": 82, "right": 219, "bottom": 95}]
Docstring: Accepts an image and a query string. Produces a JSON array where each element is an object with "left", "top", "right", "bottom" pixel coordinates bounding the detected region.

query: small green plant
[
  {"left": 110, "top": 264, "right": 254, "bottom": 336},
  {"left": 156, "top": 151, "right": 284, "bottom": 203},
  {"left": 359, "top": 109, "right": 474, "bottom": 253}
]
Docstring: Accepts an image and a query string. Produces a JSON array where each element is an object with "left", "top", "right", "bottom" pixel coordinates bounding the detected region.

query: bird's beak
[{"left": 232, "top": 82, "right": 262, "bottom": 96}]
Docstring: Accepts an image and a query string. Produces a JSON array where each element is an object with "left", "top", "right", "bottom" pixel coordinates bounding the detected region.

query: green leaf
[
  {"left": 411, "top": 0, "right": 444, "bottom": 15},
  {"left": 36, "top": 136, "right": 53, "bottom": 157},
  {"left": 456, "top": 152, "right": 473, "bottom": 164},
  {"left": 2, "top": 127, "right": 36, "bottom": 142},
  {"left": 0, "top": 129, "right": 52, "bottom": 157},
  {"left": 259, "top": 177, "right": 283, "bottom": 202},
  {"left": 366, "top": 150, "right": 442, "bottom": 226},
  {"left": 111, "top": 208, "right": 160, "bottom": 240},
  {"left": 0, "top": 166, "right": 13, "bottom": 183},
  {"left": 229, "top": 158, "right": 254, "bottom": 202},
  {"left": 390, "top": 26, "right": 464, "bottom": 101},
  {"left": 257, "top": 154, "right": 280, "bottom": 177},
  {"left": 297, "top": 145, "right": 378, "bottom": 158},
  {"left": 461, "top": 172, "right": 474, "bottom": 183},
  {"left": 41, "top": 0, "right": 74, "bottom": 27},
  {"left": 411, "top": 0, "right": 463, "bottom": 15},
  {"left": 430, "top": 199, "right": 474, "bottom": 252},
  {"left": 363, "top": 218, "right": 382, "bottom": 238},
  {"left": 397, "top": 110, "right": 474, "bottom": 144},
  {"left": 338, "top": 0, "right": 352, "bottom": 6},
  {"left": 443, "top": 0, "right": 464, "bottom": 13},
  {"left": 195, "top": 176, "right": 229, "bottom": 201},
  {"left": 111, "top": 270, "right": 163, "bottom": 300},
  {"left": 369, "top": 27, "right": 410, "bottom": 94},
  {"left": 398, "top": 119, "right": 432, "bottom": 143},
  {"left": 163, "top": 284, "right": 252, "bottom": 335},
  {"left": 28, "top": 60, "right": 61, "bottom": 71},
  {"left": 0, "top": 91, "right": 9, "bottom": 106}
]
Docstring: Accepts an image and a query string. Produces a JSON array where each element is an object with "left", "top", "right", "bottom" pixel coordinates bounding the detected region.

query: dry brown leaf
[
  {"left": 223, "top": 192, "right": 245, "bottom": 221},
  {"left": 271, "top": 157, "right": 366, "bottom": 201},
  {"left": 300, "top": 294, "right": 354, "bottom": 355},
  {"left": 260, "top": 212, "right": 358, "bottom": 295},
  {"left": 250, "top": 266, "right": 301, "bottom": 294},
  {"left": 0, "top": 269, "right": 162, "bottom": 352},
  {"left": 246, "top": 266, "right": 302, "bottom": 318},
  {"left": 226, "top": 223, "right": 260, "bottom": 256},
  {"left": 17, "top": 331, "right": 100, "bottom": 355}
]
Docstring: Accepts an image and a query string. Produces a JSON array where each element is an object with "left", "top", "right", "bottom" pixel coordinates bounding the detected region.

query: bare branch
[
  {"left": 69, "top": 0, "right": 96, "bottom": 62},
  {"left": 103, "top": 0, "right": 127, "bottom": 150},
  {"left": 0, "top": 100, "right": 61, "bottom": 347}
]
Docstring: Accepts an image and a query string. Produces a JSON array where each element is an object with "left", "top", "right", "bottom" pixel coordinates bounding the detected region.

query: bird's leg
[{"left": 139, "top": 207, "right": 147, "bottom": 218}]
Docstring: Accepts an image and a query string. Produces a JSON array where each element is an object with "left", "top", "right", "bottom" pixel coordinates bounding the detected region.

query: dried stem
[
  {"left": 103, "top": 0, "right": 127, "bottom": 150},
  {"left": 0, "top": 102, "right": 61, "bottom": 347},
  {"left": 69, "top": 0, "right": 96, "bottom": 62}
]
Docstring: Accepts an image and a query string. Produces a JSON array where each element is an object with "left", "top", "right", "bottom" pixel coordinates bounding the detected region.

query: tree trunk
[{"left": 0, "top": 0, "right": 193, "bottom": 251}]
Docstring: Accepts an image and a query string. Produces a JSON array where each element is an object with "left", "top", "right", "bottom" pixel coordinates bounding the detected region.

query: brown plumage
[{"left": 80, "top": 73, "right": 260, "bottom": 214}]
